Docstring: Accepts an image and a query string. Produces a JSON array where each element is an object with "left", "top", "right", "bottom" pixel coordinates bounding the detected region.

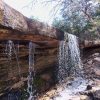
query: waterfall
[
  {"left": 58, "top": 40, "right": 68, "bottom": 83},
  {"left": 67, "top": 34, "right": 82, "bottom": 75},
  {"left": 5, "top": 40, "right": 21, "bottom": 78},
  {"left": 28, "top": 42, "right": 36, "bottom": 100},
  {"left": 54, "top": 33, "right": 87, "bottom": 100},
  {"left": 58, "top": 33, "right": 83, "bottom": 83}
]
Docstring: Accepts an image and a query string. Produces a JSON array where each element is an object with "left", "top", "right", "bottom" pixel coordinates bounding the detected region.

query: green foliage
[
  {"left": 52, "top": 2, "right": 100, "bottom": 40},
  {"left": 20, "top": 84, "right": 29, "bottom": 100},
  {"left": 34, "top": 76, "right": 45, "bottom": 88}
]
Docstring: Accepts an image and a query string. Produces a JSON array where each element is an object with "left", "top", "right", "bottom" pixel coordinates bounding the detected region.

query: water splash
[
  {"left": 5, "top": 40, "right": 21, "bottom": 78},
  {"left": 27, "top": 42, "right": 36, "bottom": 100},
  {"left": 58, "top": 33, "right": 83, "bottom": 83},
  {"left": 55, "top": 77, "right": 88, "bottom": 100}
]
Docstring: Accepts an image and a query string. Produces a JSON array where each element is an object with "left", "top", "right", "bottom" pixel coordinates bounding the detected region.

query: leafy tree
[
  {"left": 31, "top": 0, "right": 100, "bottom": 40},
  {"left": 52, "top": 0, "right": 100, "bottom": 40}
]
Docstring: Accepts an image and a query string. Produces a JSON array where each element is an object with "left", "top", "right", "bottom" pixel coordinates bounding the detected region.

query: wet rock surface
[
  {"left": 0, "top": 43, "right": 100, "bottom": 100},
  {"left": 0, "top": 43, "right": 57, "bottom": 97},
  {"left": 0, "top": 1, "right": 59, "bottom": 96},
  {"left": 39, "top": 48, "right": 100, "bottom": 100},
  {"left": 92, "top": 90, "right": 100, "bottom": 99},
  {"left": 39, "top": 78, "right": 100, "bottom": 100},
  {"left": 83, "top": 49, "right": 100, "bottom": 79}
]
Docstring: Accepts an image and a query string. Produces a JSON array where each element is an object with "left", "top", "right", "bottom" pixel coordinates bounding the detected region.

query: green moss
[
  {"left": 20, "top": 76, "right": 45, "bottom": 99},
  {"left": 34, "top": 76, "right": 45, "bottom": 88}
]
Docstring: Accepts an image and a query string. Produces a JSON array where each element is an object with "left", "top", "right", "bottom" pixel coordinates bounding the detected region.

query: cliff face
[
  {"left": 0, "top": 0, "right": 60, "bottom": 96},
  {"left": 0, "top": 0, "right": 64, "bottom": 40},
  {"left": 0, "top": 43, "right": 58, "bottom": 95}
]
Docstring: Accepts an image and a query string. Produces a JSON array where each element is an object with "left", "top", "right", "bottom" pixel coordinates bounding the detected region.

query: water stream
[
  {"left": 56, "top": 33, "right": 85, "bottom": 100},
  {"left": 58, "top": 33, "right": 83, "bottom": 83},
  {"left": 5, "top": 40, "right": 21, "bottom": 78},
  {"left": 67, "top": 33, "right": 83, "bottom": 76},
  {"left": 28, "top": 42, "right": 36, "bottom": 100},
  {"left": 58, "top": 40, "right": 68, "bottom": 83}
]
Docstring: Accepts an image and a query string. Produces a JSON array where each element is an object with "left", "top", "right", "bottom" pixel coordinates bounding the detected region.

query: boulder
[
  {"left": 93, "top": 90, "right": 100, "bottom": 99},
  {"left": 86, "top": 85, "right": 92, "bottom": 90},
  {"left": 80, "top": 95, "right": 90, "bottom": 100},
  {"left": 92, "top": 53, "right": 100, "bottom": 57},
  {"left": 93, "top": 67, "right": 100, "bottom": 76},
  {"left": 94, "top": 57, "right": 100, "bottom": 62},
  {"left": 82, "top": 40, "right": 100, "bottom": 49}
]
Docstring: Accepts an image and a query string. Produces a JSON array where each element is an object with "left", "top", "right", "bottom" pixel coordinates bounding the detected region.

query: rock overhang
[{"left": 0, "top": 0, "right": 64, "bottom": 42}]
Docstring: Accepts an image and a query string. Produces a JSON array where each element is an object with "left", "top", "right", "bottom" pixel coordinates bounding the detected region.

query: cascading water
[
  {"left": 58, "top": 33, "right": 83, "bottom": 83},
  {"left": 27, "top": 42, "right": 36, "bottom": 100},
  {"left": 67, "top": 33, "right": 83, "bottom": 76},
  {"left": 58, "top": 40, "right": 68, "bottom": 83},
  {"left": 5, "top": 40, "right": 13, "bottom": 77},
  {"left": 4, "top": 40, "right": 21, "bottom": 100},
  {"left": 54, "top": 33, "right": 87, "bottom": 100},
  {"left": 5, "top": 40, "right": 21, "bottom": 78}
]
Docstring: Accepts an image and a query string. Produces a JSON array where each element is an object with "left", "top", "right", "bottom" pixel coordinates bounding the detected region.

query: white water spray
[
  {"left": 54, "top": 33, "right": 86, "bottom": 100},
  {"left": 67, "top": 33, "right": 83, "bottom": 76},
  {"left": 58, "top": 33, "right": 83, "bottom": 83},
  {"left": 28, "top": 42, "right": 36, "bottom": 100}
]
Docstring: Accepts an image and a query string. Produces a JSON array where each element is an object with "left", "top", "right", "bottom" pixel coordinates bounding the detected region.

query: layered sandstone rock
[
  {"left": 0, "top": 0, "right": 64, "bottom": 40},
  {"left": 80, "top": 40, "right": 100, "bottom": 49},
  {"left": 0, "top": 43, "right": 58, "bottom": 95},
  {"left": 0, "top": 0, "right": 60, "bottom": 96}
]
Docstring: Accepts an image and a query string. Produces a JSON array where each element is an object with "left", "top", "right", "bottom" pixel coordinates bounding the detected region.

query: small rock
[
  {"left": 86, "top": 85, "right": 92, "bottom": 90},
  {"left": 87, "top": 60, "right": 92, "bottom": 65},
  {"left": 93, "top": 79, "right": 100, "bottom": 85},
  {"left": 46, "top": 89, "right": 56, "bottom": 97},
  {"left": 71, "top": 96, "right": 80, "bottom": 100},
  {"left": 53, "top": 87, "right": 57, "bottom": 90},
  {"left": 92, "top": 53, "right": 100, "bottom": 57},
  {"left": 41, "top": 97, "right": 50, "bottom": 100},
  {"left": 57, "top": 87, "right": 63, "bottom": 92},
  {"left": 67, "top": 82, "right": 72, "bottom": 86},
  {"left": 80, "top": 95, "right": 90, "bottom": 100},
  {"left": 94, "top": 57, "right": 100, "bottom": 62},
  {"left": 94, "top": 67, "right": 100, "bottom": 76},
  {"left": 93, "top": 90, "right": 100, "bottom": 99}
]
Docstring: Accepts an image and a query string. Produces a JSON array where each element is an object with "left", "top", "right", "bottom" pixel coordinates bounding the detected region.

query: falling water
[
  {"left": 67, "top": 33, "right": 82, "bottom": 76},
  {"left": 58, "top": 40, "right": 68, "bottom": 83},
  {"left": 27, "top": 42, "right": 36, "bottom": 100},
  {"left": 58, "top": 33, "right": 83, "bottom": 83},
  {"left": 5, "top": 40, "right": 13, "bottom": 78},
  {"left": 5, "top": 40, "right": 21, "bottom": 78},
  {"left": 53, "top": 33, "right": 87, "bottom": 100}
]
